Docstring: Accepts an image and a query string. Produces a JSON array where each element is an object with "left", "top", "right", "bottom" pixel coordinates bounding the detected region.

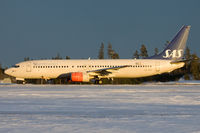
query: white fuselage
[
  {"left": 4, "top": 25, "right": 191, "bottom": 82},
  {"left": 5, "top": 59, "right": 185, "bottom": 80}
]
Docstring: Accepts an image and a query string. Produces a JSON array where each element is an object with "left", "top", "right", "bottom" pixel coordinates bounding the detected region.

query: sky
[{"left": 0, "top": 0, "right": 200, "bottom": 67}]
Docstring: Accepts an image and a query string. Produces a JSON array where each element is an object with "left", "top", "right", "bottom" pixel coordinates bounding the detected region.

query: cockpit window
[{"left": 12, "top": 65, "right": 20, "bottom": 68}]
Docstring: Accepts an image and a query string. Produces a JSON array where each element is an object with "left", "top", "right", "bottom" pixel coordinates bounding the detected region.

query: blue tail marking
[{"left": 149, "top": 25, "right": 191, "bottom": 60}]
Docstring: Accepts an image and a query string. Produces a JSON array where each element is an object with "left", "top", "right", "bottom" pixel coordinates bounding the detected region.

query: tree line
[
  {"left": 0, "top": 64, "right": 10, "bottom": 81},
  {"left": 0, "top": 42, "right": 200, "bottom": 84}
]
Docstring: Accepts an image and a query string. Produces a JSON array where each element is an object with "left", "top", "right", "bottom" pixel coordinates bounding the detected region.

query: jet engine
[{"left": 70, "top": 72, "right": 90, "bottom": 82}]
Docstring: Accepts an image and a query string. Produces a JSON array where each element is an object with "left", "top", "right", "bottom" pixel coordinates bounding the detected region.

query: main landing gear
[{"left": 91, "top": 76, "right": 103, "bottom": 84}]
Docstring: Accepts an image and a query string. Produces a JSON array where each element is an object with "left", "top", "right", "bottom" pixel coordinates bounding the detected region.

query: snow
[{"left": 1, "top": 84, "right": 200, "bottom": 133}]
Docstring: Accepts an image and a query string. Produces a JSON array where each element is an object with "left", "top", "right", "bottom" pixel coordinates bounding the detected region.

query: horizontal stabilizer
[{"left": 170, "top": 59, "right": 190, "bottom": 64}]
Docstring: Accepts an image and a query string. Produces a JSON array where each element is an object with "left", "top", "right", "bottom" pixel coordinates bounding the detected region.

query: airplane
[{"left": 5, "top": 25, "right": 191, "bottom": 84}]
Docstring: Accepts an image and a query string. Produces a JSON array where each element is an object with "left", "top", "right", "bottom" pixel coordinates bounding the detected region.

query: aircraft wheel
[{"left": 99, "top": 80, "right": 103, "bottom": 84}]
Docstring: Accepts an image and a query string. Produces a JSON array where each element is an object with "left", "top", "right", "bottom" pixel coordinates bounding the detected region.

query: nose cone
[{"left": 5, "top": 68, "right": 12, "bottom": 76}]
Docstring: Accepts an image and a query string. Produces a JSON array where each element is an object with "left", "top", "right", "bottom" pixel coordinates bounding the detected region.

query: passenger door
[
  {"left": 155, "top": 62, "right": 160, "bottom": 72},
  {"left": 26, "top": 62, "right": 31, "bottom": 72}
]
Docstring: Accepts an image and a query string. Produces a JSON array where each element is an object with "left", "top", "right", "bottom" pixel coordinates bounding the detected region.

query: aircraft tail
[{"left": 148, "top": 25, "right": 191, "bottom": 60}]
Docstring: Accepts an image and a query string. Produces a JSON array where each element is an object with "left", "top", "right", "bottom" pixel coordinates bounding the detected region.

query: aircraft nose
[{"left": 5, "top": 68, "right": 12, "bottom": 76}]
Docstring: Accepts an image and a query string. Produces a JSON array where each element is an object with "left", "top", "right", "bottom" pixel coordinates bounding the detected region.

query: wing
[
  {"left": 57, "top": 65, "right": 129, "bottom": 79},
  {"left": 87, "top": 65, "right": 129, "bottom": 76}
]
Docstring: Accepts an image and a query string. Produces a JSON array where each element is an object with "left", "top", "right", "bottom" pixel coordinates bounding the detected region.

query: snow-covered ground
[{"left": 1, "top": 84, "right": 200, "bottom": 133}]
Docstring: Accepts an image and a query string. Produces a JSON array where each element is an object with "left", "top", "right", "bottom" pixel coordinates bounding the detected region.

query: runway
[{"left": 0, "top": 84, "right": 200, "bottom": 133}]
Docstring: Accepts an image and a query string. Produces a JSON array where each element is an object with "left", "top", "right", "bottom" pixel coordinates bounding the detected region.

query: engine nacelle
[{"left": 70, "top": 72, "right": 90, "bottom": 82}]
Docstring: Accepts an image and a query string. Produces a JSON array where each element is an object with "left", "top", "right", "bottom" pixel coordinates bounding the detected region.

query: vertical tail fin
[{"left": 149, "top": 25, "right": 191, "bottom": 60}]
